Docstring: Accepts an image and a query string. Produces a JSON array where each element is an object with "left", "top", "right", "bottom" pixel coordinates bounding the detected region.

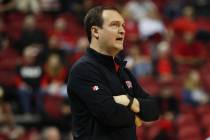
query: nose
[{"left": 118, "top": 26, "right": 125, "bottom": 35}]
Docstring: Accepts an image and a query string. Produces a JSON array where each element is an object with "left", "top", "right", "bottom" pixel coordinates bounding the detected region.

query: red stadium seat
[
  {"left": 201, "top": 113, "right": 210, "bottom": 129},
  {"left": 146, "top": 125, "right": 161, "bottom": 140},
  {"left": 205, "top": 128, "right": 210, "bottom": 138},
  {"left": 5, "top": 12, "right": 25, "bottom": 40},
  {"left": 0, "top": 47, "right": 21, "bottom": 86},
  {"left": 0, "top": 133, "right": 8, "bottom": 140},
  {"left": 44, "top": 95, "right": 64, "bottom": 119},
  {"left": 200, "top": 65, "right": 210, "bottom": 93},
  {"left": 58, "top": 13, "right": 85, "bottom": 37},
  {"left": 138, "top": 77, "right": 160, "bottom": 96},
  {"left": 197, "top": 104, "right": 210, "bottom": 116},
  {"left": 136, "top": 127, "right": 144, "bottom": 140},
  {"left": 35, "top": 14, "right": 54, "bottom": 33},
  {"left": 178, "top": 104, "right": 195, "bottom": 115},
  {"left": 178, "top": 126, "right": 202, "bottom": 140},
  {"left": 176, "top": 113, "right": 197, "bottom": 128}
]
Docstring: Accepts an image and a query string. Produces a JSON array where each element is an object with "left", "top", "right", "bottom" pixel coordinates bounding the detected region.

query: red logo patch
[
  {"left": 92, "top": 85, "right": 99, "bottom": 91},
  {"left": 125, "top": 81, "right": 132, "bottom": 89}
]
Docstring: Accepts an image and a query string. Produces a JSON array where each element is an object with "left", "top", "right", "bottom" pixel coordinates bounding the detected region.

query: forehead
[{"left": 102, "top": 10, "right": 124, "bottom": 24}]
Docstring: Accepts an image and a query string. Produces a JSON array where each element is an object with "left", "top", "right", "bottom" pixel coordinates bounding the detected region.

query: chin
[
  {"left": 108, "top": 44, "right": 124, "bottom": 56},
  {"left": 114, "top": 44, "right": 124, "bottom": 51}
]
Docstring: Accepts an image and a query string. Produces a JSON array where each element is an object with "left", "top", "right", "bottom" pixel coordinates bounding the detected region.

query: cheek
[
  {"left": 100, "top": 28, "right": 117, "bottom": 43},
  {"left": 103, "top": 32, "right": 115, "bottom": 42},
  {"left": 108, "top": 31, "right": 117, "bottom": 40}
]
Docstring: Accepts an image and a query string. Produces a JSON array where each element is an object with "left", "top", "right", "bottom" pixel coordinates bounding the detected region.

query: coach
[{"left": 67, "top": 6, "right": 159, "bottom": 140}]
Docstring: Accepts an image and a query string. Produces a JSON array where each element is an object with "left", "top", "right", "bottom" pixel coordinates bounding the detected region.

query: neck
[{"left": 89, "top": 41, "right": 118, "bottom": 57}]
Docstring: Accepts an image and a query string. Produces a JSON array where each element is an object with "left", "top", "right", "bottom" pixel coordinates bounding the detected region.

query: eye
[
  {"left": 122, "top": 23, "right": 125, "bottom": 28},
  {"left": 111, "top": 22, "right": 118, "bottom": 27},
  {"left": 121, "top": 23, "right": 125, "bottom": 30}
]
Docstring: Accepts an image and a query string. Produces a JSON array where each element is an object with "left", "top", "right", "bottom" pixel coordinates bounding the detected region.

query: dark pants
[{"left": 18, "top": 88, "right": 44, "bottom": 113}]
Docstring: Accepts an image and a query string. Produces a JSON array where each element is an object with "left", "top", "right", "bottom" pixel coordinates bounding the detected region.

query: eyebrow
[{"left": 109, "top": 20, "right": 125, "bottom": 25}]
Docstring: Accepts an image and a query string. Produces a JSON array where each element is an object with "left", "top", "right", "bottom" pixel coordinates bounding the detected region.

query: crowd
[{"left": 0, "top": 0, "right": 210, "bottom": 140}]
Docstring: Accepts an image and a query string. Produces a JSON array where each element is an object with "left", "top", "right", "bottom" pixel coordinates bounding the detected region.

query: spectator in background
[
  {"left": 26, "top": 129, "right": 41, "bottom": 140},
  {"left": 171, "top": 6, "right": 197, "bottom": 36},
  {"left": 0, "top": 0, "right": 47, "bottom": 15},
  {"left": 1, "top": 18, "right": 19, "bottom": 81},
  {"left": 153, "top": 85, "right": 179, "bottom": 140},
  {"left": 124, "top": 19, "right": 139, "bottom": 45},
  {"left": 15, "top": 46, "right": 44, "bottom": 114},
  {"left": 39, "top": 0, "right": 61, "bottom": 14},
  {"left": 124, "top": 0, "right": 160, "bottom": 22},
  {"left": 41, "top": 53, "right": 67, "bottom": 97},
  {"left": 192, "top": 0, "right": 210, "bottom": 16},
  {"left": 154, "top": 112, "right": 175, "bottom": 140},
  {"left": 125, "top": 45, "right": 153, "bottom": 78},
  {"left": 122, "top": 10, "right": 139, "bottom": 50},
  {"left": 48, "top": 17, "right": 77, "bottom": 52},
  {"left": 67, "top": 36, "right": 89, "bottom": 67},
  {"left": 41, "top": 127, "right": 61, "bottom": 140},
  {"left": 171, "top": 6, "right": 207, "bottom": 67},
  {"left": 124, "top": 0, "right": 165, "bottom": 39},
  {"left": 0, "top": 0, "right": 16, "bottom": 13},
  {"left": 68, "top": 0, "right": 94, "bottom": 24},
  {"left": 40, "top": 53, "right": 72, "bottom": 122},
  {"left": 0, "top": 32, "right": 12, "bottom": 50},
  {"left": 0, "top": 18, "right": 20, "bottom": 103},
  {"left": 16, "top": 0, "right": 41, "bottom": 14},
  {"left": 172, "top": 29, "right": 206, "bottom": 66},
  {"left": 0, "top": 95, "right": 25, "bottom": 140},
  {"left": 17, "top": 0, "right": 65, "bottom": 15},
  {"left": 182, "top": 70, "right": 209, "bottom": 106},
  {"left": 17, "top": 15, "right": 48, "bottom": 56},
  {"left": 155, "top": 86, "right": 179, "bottom": 115},
  {"left": 154, "top": 41, "right": 175, "bottom": 82},
  {"left": 164, "top": 0, "right": 182, "bottom": 20},
  {"left": 0, "top": 33, "right": 21, "bottom": 87},
  {"left": 48, "top": 35, "right": 60, "bottom": 50},
  {"left": 0, "top": 18, "right": 6, "bottom": 35}
]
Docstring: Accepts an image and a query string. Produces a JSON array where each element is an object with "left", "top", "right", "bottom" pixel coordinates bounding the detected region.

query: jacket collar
[{"left": 86, "top": 47, "right": 127, "bottom": 72}]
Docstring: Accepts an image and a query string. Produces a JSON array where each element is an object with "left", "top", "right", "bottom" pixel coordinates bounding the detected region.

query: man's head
[
  {"left": 84, "top": 6, "right": 125, "bottom": 56},
  {"left": 23, "top": 15, "right": 36, "bottom": 30},
  {"left": 41, "top": 127, "right": 61, "bottom": 140}
]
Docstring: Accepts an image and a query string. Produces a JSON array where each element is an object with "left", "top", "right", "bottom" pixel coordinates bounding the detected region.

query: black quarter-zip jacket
[{"left": 67, "top": 48, "right": 159, "bottom": 140}]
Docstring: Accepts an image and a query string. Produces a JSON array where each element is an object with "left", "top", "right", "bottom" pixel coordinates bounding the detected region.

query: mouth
[{"left": 116, "top": 37, "right": 124, "bottom": 41}]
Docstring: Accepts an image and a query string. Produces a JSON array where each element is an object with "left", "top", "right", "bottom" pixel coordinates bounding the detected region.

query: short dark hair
[{"left": 84, "top": 6, "right": 120, "bottom": 42}]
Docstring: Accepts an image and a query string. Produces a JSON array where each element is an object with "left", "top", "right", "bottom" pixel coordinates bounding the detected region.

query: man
[{"left": 67, "top": 6, "right": 159, "bottom": 140}]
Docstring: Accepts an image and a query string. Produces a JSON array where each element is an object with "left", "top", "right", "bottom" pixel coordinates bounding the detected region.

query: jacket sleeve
[
  {"left": 67, "top": 62, "right": 135, "bottom": 128},
  {"left": 126, "top": 69, "right": 159, "bottom": 121}
]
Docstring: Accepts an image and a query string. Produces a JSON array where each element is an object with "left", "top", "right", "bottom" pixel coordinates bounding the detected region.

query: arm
[
  {"left": 113, "top": 95, "right": 142, "bottom": 127},
  {"left": 113, "top": 95, "right": 140, "bottom": 113},
  {"left": 67, "top": 62, "right": 135, "bottom": 128},
  {"left": 125, "top": 69, "right": 159, "bottom": 121}
]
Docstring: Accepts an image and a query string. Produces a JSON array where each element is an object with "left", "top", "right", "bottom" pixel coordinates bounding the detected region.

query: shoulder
[{"left": 69, "top": 55, "right": 99, "bottom": 76}]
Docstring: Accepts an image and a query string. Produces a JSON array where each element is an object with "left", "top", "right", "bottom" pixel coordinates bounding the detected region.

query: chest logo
[
  {"left": 92, "top": 85, "right": 99, "bottom": 91},
  {"left": 125, "top": 81, "right": 133, "bottom": 89}
]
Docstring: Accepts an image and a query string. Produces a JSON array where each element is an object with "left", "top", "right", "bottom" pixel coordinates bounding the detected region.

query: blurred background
[{"left": 0, "top": 0, "right": 210, "bottom": 140}]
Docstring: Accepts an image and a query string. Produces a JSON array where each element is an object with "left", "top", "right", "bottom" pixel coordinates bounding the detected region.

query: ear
[{"left": 91, "top": 26, "right": 99, "bottom": 40}]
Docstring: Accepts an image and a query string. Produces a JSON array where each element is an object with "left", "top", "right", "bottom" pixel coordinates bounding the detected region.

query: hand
[
  {"left": 130, "top": 98, "right": 140, "bottom": 113},
  {"left": 135, "top": 115, "right": 142, "bottom": 127},
  {"left": 113, "top": 95, "right": 140, "bottom": 113},
  {"left": 113, "top": 95, "right": 130, "bottom": 106},
  {"left": 19, "top": 83, "right": 30, "bottom": 91}
]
